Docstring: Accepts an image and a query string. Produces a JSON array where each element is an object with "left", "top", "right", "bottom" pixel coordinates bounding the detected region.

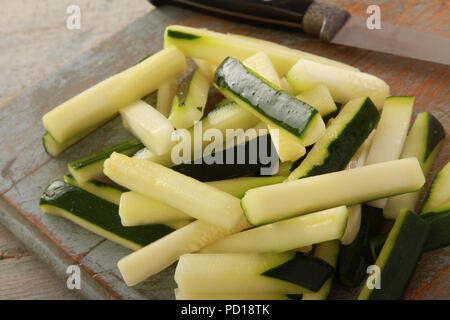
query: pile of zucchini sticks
[{"left": 39, "top": 25, "right": 449, "bottom": 300}]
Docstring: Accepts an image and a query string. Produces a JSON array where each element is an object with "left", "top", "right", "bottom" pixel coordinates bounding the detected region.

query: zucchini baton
[
  {"left": 175, "top": 252, "right": 334, "bottom": 293},
  {"left": 68, "top": 139, "right": 143, "bottom": 183},
  {"left": 213, "top": 57, "right": 325, "bottom": 147},
  {"left": 200, "top": 206, "right": 347, "bottom": 254},
  {"left": 288, "top": 97, "right": 379, "bottom": 181},
  {"left": 384, "top": 113, "right": 445, "bottom": 218},
  {"left": 358, "top": 209, "right": 429, "bottom": 300},
  {"left": 365, "top": 97, "right": 414, "bottom": 208},
  {"left": 242, "top": 158, "right": 425, "bottom": 226},
  {"left": 42, "top": 46, "right": 186, "bottom": 146},
  {"left": 39, "top": 181, "right": 174, "bottom": 251}
]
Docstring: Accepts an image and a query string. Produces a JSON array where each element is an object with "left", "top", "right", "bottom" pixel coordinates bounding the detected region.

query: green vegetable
[
  {"left": 287, "top": 97, "right": 379, "bottom": 181},
  {"left": 68, "top": 139, "right": 143, "bottom": 183},
  {"left": 358, "top": 209, "right": 429, "bottom": 300},
  {"left": 242, "top": 158, "right": 425, "bottom": 226},
  {"left": 174, "top": 252, "right": 334, "bottom": 294},
  {"left": 200, "top": 206, "right": 348, "bottom": 254},
  {"left": 39, "top": 181, "right": 174, "bottom": 251},
  {"left": 213, "top": 57, "right": 325, "bottom": 147},
  {"left": 421, "top": 161, "right": 450, "bottom": 214},
  {"left": 384, "top": 113, "right": 445, "bottom": 218}
]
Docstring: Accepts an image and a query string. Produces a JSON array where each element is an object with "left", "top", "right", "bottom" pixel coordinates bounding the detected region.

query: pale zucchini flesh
[
  {"left": 119, "top": 176, "right": 286, "bottom": 227},
  {"left": 64, "top": 174, "right": 124, "bottom": 206},
  {"left": 164, "top": 25, "right": 358, "bottom": 76},
  {"left": 118, "top": 217, "right": 250, "bottom": 286},
  {"left": 286, "top": 59, "right": 390, "bottom": 108},
  {"left": 174, "top": 252, "right": 312, "bottom": 294},
  {"left": 384, "top": 112, "right": 445, "bottom": 218},
  {"left": 421, "top": 162, "right": 450, "bottom": 214},
  {"left": 340, "top": 131, "right": 376, "bottom": 245},
  {"left": 68, "top": 138, "right": 143, "bottom": 183},
  {"left": 365, "top": 96, "right": 414, "bottom": 208},
  {"left": 168, "top": 69, "right": 210, "bottom": 129},
  {"left": 133, "top": 101, "right": 259, "bottom": 167},
  {"left": 120, "top": 100, "right": 174, "bottom": 155},
  {"left": 296, "top": 84, "right": 337, "bottom": 117},
  {"left": 42, "top": 46, "right": 186, "bottom": 144},
  {"left": 104, "top": 153, "right": 244, "bottom": 229},
  {"left": 119, "top": 191, "right": 192, "bottom": 226},
  {"left": 243, "top": 52, "right": 306, "bottom": 162},
  {"left": 214, "top": 57, "right": 325, "bottom": 147},
  {"left": 287, "top": 97, "right": 379, "bottom": 181},
  {"left": 200, "top": 206, "right": 348, "bottom": 253},
  {"left": 242, "top": 158, "right": 425, "bottom": 226},
  {"left": 156, "top": 78, "right": 178, "bottom": 117}
]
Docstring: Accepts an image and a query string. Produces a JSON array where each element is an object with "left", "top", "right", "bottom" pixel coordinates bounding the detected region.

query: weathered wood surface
[
  {"left": 0, "top": 0, "right": 153, "bottom": 300},
  {"left": 0, "top": 1, "right": 448, "bottom": 299}
]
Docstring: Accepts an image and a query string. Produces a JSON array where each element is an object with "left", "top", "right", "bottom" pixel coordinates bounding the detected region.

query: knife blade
[{"left": 149, "top": 0, "right": 450, "bottom": 65}]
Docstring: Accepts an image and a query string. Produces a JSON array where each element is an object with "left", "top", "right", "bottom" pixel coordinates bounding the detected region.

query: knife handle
[{"left": 150, "top": 0, "right": 350, "bottom": 41}]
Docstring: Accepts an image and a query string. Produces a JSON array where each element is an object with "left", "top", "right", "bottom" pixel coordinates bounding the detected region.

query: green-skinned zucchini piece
[
  {"left": 421, "top": 161, "right": 450, "bottom": 214},
  {"left": 287, "top": 96, "right": 379, "bottom": 181},
  {"left": 68, "top": 139, "right": 143, "bottom": 183},
  {"left": 63, "top": 174, "right": 124, "bottom": 205},
  {"left": 175, "top": 252, "right": 333, "bottom": 294},
  {"left": 200, "top": 206, "right": 347, "bottom": 254},
  {"left": 39, "top": 181, "right": 174, "bottom": 251},
  {"left": 213, "top": 57, "right": 325, "bottom": 147},
  {"left": 358, "top": 209, "right": 429, "bottom": 300},
  {"left": 384, "top": 113, "right": 445, "bottom": 218},
  {"left": 164, "top": 25, "right": 358, "bottom": 75},
  {"left": 42, "top": 46, "right": 186, "bottom": 145},
  {"left": 303, "top": 240, "right": 340, "bottom": 300},
  {"left": 338, "top": 205, "right": 384, "bottom": 287},
  {"left": 168, "top": 69, "right": 210, "bottom": 129},
  {"left": 242, "top": 158, "right": 425, "bottom": 226}
]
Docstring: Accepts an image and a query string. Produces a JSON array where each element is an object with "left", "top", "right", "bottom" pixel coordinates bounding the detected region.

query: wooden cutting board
[{"left": 0, "top": 4, "right": 448, "bottom": 300}]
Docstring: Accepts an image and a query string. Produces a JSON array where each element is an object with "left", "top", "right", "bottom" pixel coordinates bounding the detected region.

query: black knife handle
[{"left": 150, "top": 0, "right": 350, "bottom": 41}]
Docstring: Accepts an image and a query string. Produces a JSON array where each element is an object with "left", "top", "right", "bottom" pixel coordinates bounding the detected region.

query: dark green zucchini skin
[
  {"left": 213, "top": 57, "right": 318, "bottom": 139},
  {"left": 40, "top": 181, "right": 174, "bottom": 247},
  {"left": 338, "top": 205, "right": 384, "bottom": 287},
  {"left": 360, "top": 210, "right": 429, "bottom": 300},
  {"left": 69, "top": 139, "right": 143, "bottom": 170},
  {"left": 171, "top": 134, "right": 277, "bottom": 181},
  {"left": 425, "top": 113, "right": 445, "bottom": 161},
  {"left": 300, "top": 97, "right": 379, "bottom": 178},
  {"left": 262, "top": 252, "right": 334, "bottom": 292},
  {"left": 371, "top": 208, "right": 450, "bottom": 257}
]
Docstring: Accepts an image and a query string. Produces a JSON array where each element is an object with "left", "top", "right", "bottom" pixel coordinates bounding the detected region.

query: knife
[{"left": 149, "top": 0, "right": 450, "bottom": 65}]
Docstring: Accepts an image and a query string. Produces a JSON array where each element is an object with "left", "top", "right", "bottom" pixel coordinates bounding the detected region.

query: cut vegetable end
[
  {"left": 200, "top": 206, "right": 348, "bottom": 253},
  {"left": 68, "top": 138, "right": 143, "bottom": 183},
  {"left": 104, "top": 152, "right": 244, "bottom": 229},
  {"left": 243, "top": 158, "right": 424, "bottom": 226},
  {"left": 40, "top": 181, "right": 174, "bottom": 251},
  {"left": 43, "top": 45, "right": 186, "bottom": 143},
  {"left": 358, "top": 209, "right": 429, "bottom": 300},
  {"left": 214, "top": 57, "right": 325, "bottom": 147},
  {"left": 118, "top": 217, "right": 250, "bottom": 286},
  {"left": 287, "top": 96, "right": 379, "bottom": 181},
  {"left": 120, "top": 100, "right": 174, "bottom": 155}
]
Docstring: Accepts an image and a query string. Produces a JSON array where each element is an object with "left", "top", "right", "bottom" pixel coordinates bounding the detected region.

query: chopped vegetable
[{"left": 243, "top": 158, "right": 425, "bottom": 226}]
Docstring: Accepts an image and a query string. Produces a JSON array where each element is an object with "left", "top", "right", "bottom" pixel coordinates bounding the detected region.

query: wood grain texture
[
  {"left": 0, "top": 0, "right": 153, "bottom": 300},
  {"left": 0, "top": 0, "right": 152, "bottom": 106},
  {"left": 0, "top": 222, "right": 80, "bottom": 300},
  {"left": 0, "top": 1, "right": 448, "bottom": 300}
]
